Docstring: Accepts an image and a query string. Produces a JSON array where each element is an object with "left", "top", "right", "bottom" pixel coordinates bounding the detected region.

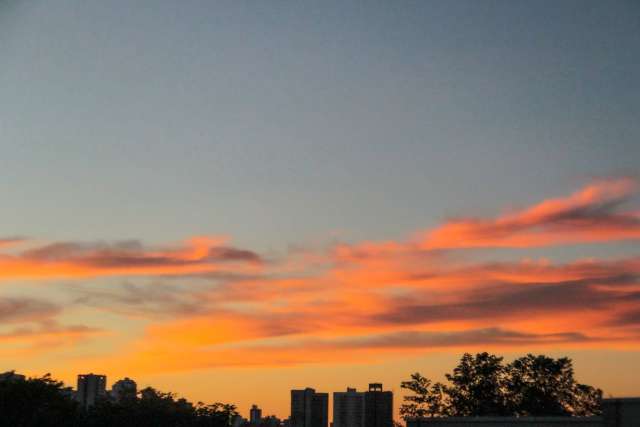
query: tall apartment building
[
  {"left": 250, "top": 404, "right": 263, "bottom": 424},
  {"left": 364, "top": 383, "right": 393, "bottom": 427},
  {"left": 333, "top": 388, "right": 365, "bottom": 427},
  {"left": 77, "top": 373, "right": 107, "bottom": 410},
  {"left": 291, "top": 388, "right": 329, "bottom": 427}
]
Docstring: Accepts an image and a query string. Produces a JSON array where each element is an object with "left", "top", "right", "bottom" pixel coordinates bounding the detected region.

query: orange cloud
[
  {"left": 420, "top": 178, "right": 640, "bottom": 249},
  {"left": 72, "top": 251, "right": 639, "bottom": 375},
  {"left": 0, "top": 237, "right": 25, "bottom": 248},
  {"left": 0, "top": 236, "right": 261, "bottom": 281},
  {"left": 5, "top": 178, "right": 640, "bottom": 373},
  {"left": 0, "top": 296, "right": 103, "bottom": 358}
]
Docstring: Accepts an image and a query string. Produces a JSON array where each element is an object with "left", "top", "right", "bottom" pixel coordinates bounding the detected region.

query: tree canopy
[
  {"left": 0, "top": 353, "right": 604, "bottom": 426},
  {"left": 400, "top": 352, "right": 602, "bottom": 419},
  {"left": 0, "top": 373, "right": 238, "bottom": 427},
  {"left": 0, "top": 372, "right": 78, "bottom": 427}
]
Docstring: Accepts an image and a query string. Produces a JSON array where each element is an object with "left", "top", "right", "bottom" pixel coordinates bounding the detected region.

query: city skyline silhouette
[{"left": 1, "top": 0, "right": 638, "bottom": 422}]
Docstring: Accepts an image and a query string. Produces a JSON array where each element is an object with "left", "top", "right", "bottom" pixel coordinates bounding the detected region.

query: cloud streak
[
  {"left": 0, "top": 297, "right": 60, "bottom": 323},
  {"left": 82, "top": 252, "right": 640, "bottom": 373},
  {"left": 4, "top": 178, "right": 640, "bottom": 372},
  {"left": 0, "top": 297, "right": 102, "bottom": 357},
  {"left": 419, "top": 178, "right": 640, "bottom": 249},
  {"left": 0, "top": 236, "right": 262, "bottom": 281}
]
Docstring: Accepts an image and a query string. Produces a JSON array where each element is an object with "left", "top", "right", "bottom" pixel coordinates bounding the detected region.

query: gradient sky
[{"left": 1, "top": 0, "right": 639, "bottom": 420}]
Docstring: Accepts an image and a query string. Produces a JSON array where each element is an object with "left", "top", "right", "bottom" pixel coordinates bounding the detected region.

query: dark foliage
[
  {"left": 445, "top": 352, "right": 509, "bottom": 416},
  {"left": 0, "top": 374, "right": 237, "bottom": 427},
  {"left": 400, "top": 352, "right": 602, "bottom": 419},
  {"left": 505, "top": 354, "right": 601, "bottom": 417},
  {"left": 400, "top": 373, "right": 449, "bottom": 419},
  {"left": 0, "top": 372, "right": 78, "bottom": 427}
]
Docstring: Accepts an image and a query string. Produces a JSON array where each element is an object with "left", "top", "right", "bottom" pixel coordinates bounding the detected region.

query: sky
[{"left": 1, "top": 0, "right": 639, "bottom": 420}]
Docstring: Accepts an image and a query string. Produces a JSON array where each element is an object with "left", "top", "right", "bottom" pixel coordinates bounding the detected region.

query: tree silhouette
[
  {"left": 193, "top": 402, "right": 239, "bottom": 427},
  {"left": 0, "top": 372, "right": 238, "bottom": 427},
  {"left": 505, "top": 354, "right": 602, "bottom": 417},
  {"left": 84, "top": 387, "right": 239, "bottom": 427},
  {"left": 400, "top": 352, "right": 602, "bottom": 420},
  {"left": 400, "top": 373, "right": 449, "bottom": 418},
  {"left": 0, "top": 372, "right": 78, "bottom": 427},
  {"left": 445, "top": 352, "right": 509, "bottom": 416}
]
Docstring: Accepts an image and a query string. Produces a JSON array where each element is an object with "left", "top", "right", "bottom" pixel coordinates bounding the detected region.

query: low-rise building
[{"left": 406, "top": 398, "right": 640, "bottom": 427}]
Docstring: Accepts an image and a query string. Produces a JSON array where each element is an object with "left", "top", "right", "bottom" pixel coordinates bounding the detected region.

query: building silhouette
[
  {"left": 111, "top": 377, "right": 137, "bottom": 402},
  {"left": 77, "top": 373, "right": 107, "bottom": 409},
  {"left": 291, "top": 388, "right": 329, "bottom": 427},
  {"left": 251, "top": 404, "right": 263, "bottom": 424},
  {"left": 407, "top": 398, "right": 640, "bottom": 427},
  {"left": 233, "top": 415, "right": 248, "bottom": 427},
  {"left": 333, "top": 388, "right": 365, "bottom": 427},
  {"left": 364, "top": 383, "right": 392, "bottom": 427}
]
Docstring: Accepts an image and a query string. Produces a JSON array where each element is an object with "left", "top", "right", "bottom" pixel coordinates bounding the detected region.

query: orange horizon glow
[{"left": 2, "top": 178, "right": 640, "bottom": 417}]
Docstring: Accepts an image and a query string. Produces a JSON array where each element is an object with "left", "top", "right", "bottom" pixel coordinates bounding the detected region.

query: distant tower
[
  {"left": 111, "top": 377, "right": 137, "bottom": 402},
  {"left": 291, "top": 388, "right": 329, "bottom": 427},
  {"left": 333, "top": 388, "right": 364, "bottom": 427},
  {"left": 251, "top": 404, "right": 263, "bottom": 424},
  {"left": 77, "top": 373, "right": 107, "bottom": 409},
  {"left": 364, "top": 384, "right": 393, "bottom": 427}
]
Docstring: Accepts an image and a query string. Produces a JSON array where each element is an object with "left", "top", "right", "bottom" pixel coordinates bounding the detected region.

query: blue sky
[
  {"left": 1, "top": 2, "right": 640, "bottom": 414},
  {"left": 1, "top": 0, "right": 638, "bottom": 250}
]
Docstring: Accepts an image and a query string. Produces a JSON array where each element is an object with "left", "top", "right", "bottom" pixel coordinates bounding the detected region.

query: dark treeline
[
  {"left": 0, "top": 353, "right": 603, "bottom": 427},
  {"left": 400, "top": 353, "right": 602, "bottom": 419},
  {"left": 0, "top": 373, "right": 237, "bottom": 427}
]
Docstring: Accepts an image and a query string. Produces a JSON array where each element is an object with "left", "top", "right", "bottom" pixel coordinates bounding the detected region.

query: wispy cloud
[
  {"left": 419, "top": 178, "right": 640, "bottom": 249},
  {"left": 5, "top": 178, "right": 640, "bottom": 372},
  {"left": 0, "top": 297, "right": 60, "bottom": 324},
  {"left": 70, "top": 281, "right": 209, "bottom": 319},
  {"left": 0, "top": 296, "right": 102, "bottom": 356},
  {"left": 0, "top": 236, "right": 262, "bottom": 281},
  {"left": 0, "top": 236, "right": 25, "bottom": 248},
  {"left": 83, "top": 254, "right": 640, "bottom": 373}
]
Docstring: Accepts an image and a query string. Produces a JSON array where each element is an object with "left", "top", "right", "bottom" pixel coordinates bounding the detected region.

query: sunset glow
[{"left": 2, "top": 0, "right": 639, "bottom": 421}]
